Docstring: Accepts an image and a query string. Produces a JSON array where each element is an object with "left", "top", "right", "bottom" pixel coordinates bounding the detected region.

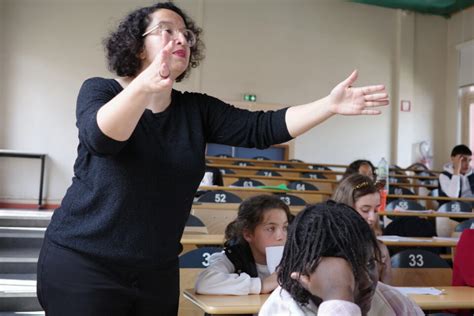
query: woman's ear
[
  {"left": 138, "top": 47, "right": 146, "bottom": 60},
  {"left": 242, "top": 228, "right": 253, "bottom": 243}
]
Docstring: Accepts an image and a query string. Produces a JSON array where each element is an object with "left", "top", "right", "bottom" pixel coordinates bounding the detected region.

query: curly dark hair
[
  {"left": 277, "top": 200, "right": 380, "bottom": 305},
  {"left": 103, "top": 2, "right": 204, "bottom": 82},
  {"left": 224, "top": 194, "right": 292, "bottom": 246}
]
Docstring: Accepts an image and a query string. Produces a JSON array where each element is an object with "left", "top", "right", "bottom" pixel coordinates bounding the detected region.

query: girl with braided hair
[
  {"left": 195, "top": 195, "right": 292, "bottom": 295},
  {"left": 332, "top": 173, "right": 392, "bottom": 283},
  {"left": 259, "top": 201, "right": 423, "bottom": 316}
]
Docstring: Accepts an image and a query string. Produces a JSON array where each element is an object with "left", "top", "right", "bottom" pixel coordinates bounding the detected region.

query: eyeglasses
[{"left": 142, "top": 22, "right": 196, "bottom": 47}]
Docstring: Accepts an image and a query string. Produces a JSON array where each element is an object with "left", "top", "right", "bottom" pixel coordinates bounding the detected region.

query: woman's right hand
[
  {"left": 260, "top": 272, "right": 279, "bottom": 293},
  {"left": 132, "top": 32, "right": 175, "bottom": 94}
]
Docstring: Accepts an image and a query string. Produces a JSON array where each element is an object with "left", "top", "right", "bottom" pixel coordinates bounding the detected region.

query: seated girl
[
  {"left": 332, "top": 173, "right": 392, "bottom": 283},
  {"left": 195, "top": 194, "right": 292, "bottom": 295},
  {"left": 259, "top": 201, "right": 423, "bottom": 316},
  {"left": 342, "top": 159, "right": 377, "bottom": 181}
]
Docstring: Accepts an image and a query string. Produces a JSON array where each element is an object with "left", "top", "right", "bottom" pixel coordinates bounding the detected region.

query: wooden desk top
[
  {"left": 378, "top": 236, "right": 459, "bottom": 247},
  {"left": 181, "top": 234, "right": 225, "bottom": 245},
  {"left": 184, "top": 287, "right": 474, "bottom": 313},
  {"left": 408, "top": 286, "right": 474, "bottom": 310},
  {"left": 192, "top": 202, "right": 304, "bottom": 213},
  {"left": 387, "top": 194, "right": 474, "bottom": 203},
  {"left": 183, "top": 289, "right": 269, "bottom": 314},
  {"left": 379, "top": 210, "right": 474, "bottom": 219},
  {"left": 180, "top": 234, "right": 458, "bottom": 248},
  {"left": 198, "top": 185, "right": 333, "bottom": 197}
]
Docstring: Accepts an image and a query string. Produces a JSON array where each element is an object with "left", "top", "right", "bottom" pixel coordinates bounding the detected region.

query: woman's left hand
[{"left": 329, "top": 70, "right": 389, "bottom": 115}]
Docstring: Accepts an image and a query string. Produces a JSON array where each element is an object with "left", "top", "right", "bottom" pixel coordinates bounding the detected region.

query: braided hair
[{"left": 277, "top": 200, "right": 379, "bottom": 305}]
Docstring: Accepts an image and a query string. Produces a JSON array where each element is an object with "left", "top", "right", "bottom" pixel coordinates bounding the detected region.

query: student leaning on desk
[
  {"left": 36, "top": 2, "right": 389, "bottom": 316},
  {"left": 259, "top": 201, "right": 423, "bottom": 316},
  {"left": 195, "top": 195, "right": 292, "bottom": 295}
]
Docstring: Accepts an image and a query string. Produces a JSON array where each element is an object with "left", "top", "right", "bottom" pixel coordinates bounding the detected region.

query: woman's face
[
  {"left": 243, "top": 208, "right": 289, "bottom": 264},
  {"left": 354, "top": 193, "right": 380, "bottom": 228},
  {"left": 140, "top": 9, "right": 191, "bottom": 79}
]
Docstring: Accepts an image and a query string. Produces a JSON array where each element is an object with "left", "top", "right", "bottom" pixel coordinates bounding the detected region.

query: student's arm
[
  {"left": 261, "top": 272, "right": 279, "bottom": 294},
  {"left": 317, "top": 300, "right": 362, "bottom": 316},
  {"left": 439, "top": 173, "right": 461, "bottom": 197},
  {"left": 285, "top": 70, "right": 388, "bottom": 138},
  {"left": 194, "top": 252, "right": 263, "bottom": 295}
]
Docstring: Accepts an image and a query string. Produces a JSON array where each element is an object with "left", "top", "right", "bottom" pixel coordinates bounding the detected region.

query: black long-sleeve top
[{"left": 46, "top": 77, "right": 292, "bottom": 267}]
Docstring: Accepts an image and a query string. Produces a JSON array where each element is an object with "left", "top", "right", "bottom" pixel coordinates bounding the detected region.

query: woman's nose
[
  {"left": 174, "top": 31, "right": 186, "bottom": 45},
  {"left": 367, "top": 212, "right": 376, "bottom": 224},
  {"left": 276, "top": 228, "right": 286, "bottom": 241}
]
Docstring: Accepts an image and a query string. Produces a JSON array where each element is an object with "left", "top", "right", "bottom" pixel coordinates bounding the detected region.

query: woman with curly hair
[{"left": 37, "top": 2, "right": 388, "bottom": 315}]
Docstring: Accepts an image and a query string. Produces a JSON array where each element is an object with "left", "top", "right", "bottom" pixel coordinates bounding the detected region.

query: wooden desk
[
  {"left": 378, "top": 236, "right": 459, "bottom": 247},
  {"left": 191, "top": 203, "right": 304, "bottom": 234},
  {"left": 184, "top": 286, "right": 474, "bottom": 314},
  {"left": 221, "top": 174, "right": 336, "bottom": 192},
  {"left": 183, "top": 289, "right": 269, "bottom": 315},
  {"left": 181, "top": 234, "right": 225, "bottom": 246},
  {"left": 379, "top": 210, "right": 474, "bottom": 219},
  {"left": 199, "top": 185, "right": 332, "bottom": 204},
  {"left": 408, "top": 286, "right": 474, "bottom": 310},
  {"left": 0, "top": 149, "right": 47, "bottom": 208},
  {"left": 386, "top": 194, "right": 474, "bottom": 204}
]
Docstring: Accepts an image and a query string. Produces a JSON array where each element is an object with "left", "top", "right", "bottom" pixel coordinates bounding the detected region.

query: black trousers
[{"left": 37, "top": 238, "right": 179, "bottom": 316}]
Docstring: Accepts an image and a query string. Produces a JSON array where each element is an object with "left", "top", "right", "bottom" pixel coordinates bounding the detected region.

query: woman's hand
[
  {"left": 291, "top": 257, "right": 355, "bottom": 302},
  {"left": 133, "top": 32, "right": 175, "bottom": 94},
  {"left": 261, "top": 272, "right": 279, "bottom": 294},
  {"left": 285, "top": 70, "right": 389, "bottom": 138},
  {"left": 328, "top": 70, "right": 389, "bottom": 115}
]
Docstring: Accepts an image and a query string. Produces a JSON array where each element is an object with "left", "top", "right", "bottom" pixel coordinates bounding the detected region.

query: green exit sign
[{"left": 244, "top": 94, "right": 257, "bottom": 102}]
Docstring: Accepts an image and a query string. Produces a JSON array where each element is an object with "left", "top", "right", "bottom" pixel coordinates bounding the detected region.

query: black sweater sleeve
[
  {"left": 198, "top": 94, "right": 293, "bottom": 148},
  {"left": 76, "top": 78, "right": 128, "bottom": 156}
]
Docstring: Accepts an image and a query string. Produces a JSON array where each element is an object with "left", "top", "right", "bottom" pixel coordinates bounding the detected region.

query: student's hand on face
[
  {"left": 291, "top": 257, "right": 355, "bottom": 303},
  {"left": 328, "top": 70, "right": 389, "bottom": 116},
  {"left": 452, "top": 154, "right": 463, "bottom": 175},
  {"left": 260, "top": 272, "right": 279, "bottom": 294}
]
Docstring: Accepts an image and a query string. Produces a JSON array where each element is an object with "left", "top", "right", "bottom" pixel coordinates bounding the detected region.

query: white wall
[
  {"left": 412, "top": 13, "right": 447, "bottom": 168},
  {"left": 0, "top": 0, "right": 461, "bottom": 204},
  {"left": 0, "top": 0, "right": 5, "bottom": 146},
  {"left": 444, "top": 7, "right": 474, "bottom": 167},
  {"left": 202, "top": 0, "right": 396, "bottom": 166}
]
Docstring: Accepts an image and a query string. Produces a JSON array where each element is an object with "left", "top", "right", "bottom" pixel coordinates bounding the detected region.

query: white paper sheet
[
  {"left": 265, "top": 245, "right": 284, "bottom": 274},
  {"left": 377, "top": 235, "right": 432, "bottom": 242},
  {"left": 394, "top": 287, "right": 444, "bottom": 296}
]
